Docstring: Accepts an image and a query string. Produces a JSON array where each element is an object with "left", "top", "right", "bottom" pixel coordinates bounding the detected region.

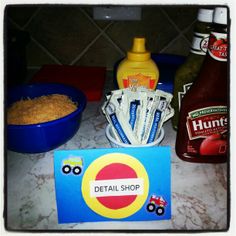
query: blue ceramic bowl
[{"left": 7, "top": 83, "right": 86, "bottom": 153}]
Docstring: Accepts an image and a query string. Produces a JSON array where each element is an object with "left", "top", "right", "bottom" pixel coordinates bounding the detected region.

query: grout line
[
  {"left": 159, "top": 7, "right": 197, "bottom": 53},
  {"left": 67, "top": 7, "right": 106, "bottom": 65},
  {"left": 79, "top": 7, "right": 104, "bottom": 33},
  {"left": 69, "top": 31, "right": 103, "bottom": 65},
  {"left": 27, "top": 66, "right": 41, "bottom": 70},
  {"left": 22, "top": 7, "right": 42, "bottom": 30},
  {"left": 181, "top": 18, "right": 197, "bottom": 43},
  {"left": 69, "top": 21, "right": 119, "bottom": 65},
  {"left": 160, "top": 7, "right": 197, "bottom": 38},
  {"left": 160, "top": 7, "right": 183, "bottom": 34},
  {"left": 101, "top": 25, "right": 126, "bottom": 56},
  {"left": 8, "top": 17, "right": 62, "bottom": 65},
  {"left": 160, "top": 34, "right": 191, "bottom": 54},
  {"left": 160, "top": 6, "right": 197, "bottom": 36},
  {"left": 30, "top": 36, "right": 62, "bottom": 65},
  {"left": 159, "top": 34, "right": 183, "bottom": 53},
  {"left": 7, "top": 18, "right": 22, "bottom": 30},
  {"left": 79, "top": 7, "right": 125, "bottom": 56}
]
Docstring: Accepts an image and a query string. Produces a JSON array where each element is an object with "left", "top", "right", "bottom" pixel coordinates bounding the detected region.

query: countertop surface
[{"left": 6, "top": 78, "right": 228, "bottom": 231}]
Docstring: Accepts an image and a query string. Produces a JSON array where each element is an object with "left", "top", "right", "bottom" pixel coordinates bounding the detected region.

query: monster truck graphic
[
  {"left": 62, "top": 157, "right": 83, "bottom": 175},
  {"left": 146, "top": 195, "right": 167, "bottom": 216}
]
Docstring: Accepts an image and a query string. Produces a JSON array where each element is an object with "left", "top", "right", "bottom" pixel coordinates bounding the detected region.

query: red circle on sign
[{"left": 95, "top": 163, "right": 138, "bottom": 209}]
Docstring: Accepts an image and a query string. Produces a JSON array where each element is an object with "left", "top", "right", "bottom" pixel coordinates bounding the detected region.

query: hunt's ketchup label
[
  {"left": 185, "top": 106, "right": 227, "bottom": 156},
  {"left": 208, "top": 32, "right": 227, "bottom": 61},
  {"left": 186, "top": 106, "right": 227, "bottom": 139}
]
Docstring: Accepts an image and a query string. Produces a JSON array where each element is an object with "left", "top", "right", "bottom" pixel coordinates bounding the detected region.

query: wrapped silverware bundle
[{"left": 102, "top": 87, "right": 174, "bottom": 145}]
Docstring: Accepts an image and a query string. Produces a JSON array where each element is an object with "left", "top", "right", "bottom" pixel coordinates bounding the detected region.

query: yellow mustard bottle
[{"left": 116, "top": 37, "right": 159, "bottom": 90}]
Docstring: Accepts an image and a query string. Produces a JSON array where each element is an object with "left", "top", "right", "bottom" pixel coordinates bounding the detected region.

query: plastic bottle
[
  {"left": 116, "top": 37, "right": 159, "bottom": 90},
  {"left": 171, "top": 8, "right": 214, "bottom": 130},
  {"left": 175, "top": 7, "right": 228, "bottom": 163}
]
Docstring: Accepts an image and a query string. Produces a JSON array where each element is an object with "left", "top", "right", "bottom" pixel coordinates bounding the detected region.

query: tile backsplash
[{"left": 6, "top": 5, "right": 205, "bottom": 73}]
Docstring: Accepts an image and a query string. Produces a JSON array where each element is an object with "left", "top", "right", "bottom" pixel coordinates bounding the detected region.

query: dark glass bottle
[
  {"left": 175, "top": 7, "right": 228, "bottom": 163},
  {"left": 171, "top": 8, "right": 213, "bottom": 130}
]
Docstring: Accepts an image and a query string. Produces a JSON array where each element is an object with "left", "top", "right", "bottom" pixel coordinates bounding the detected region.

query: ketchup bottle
[{"left": 175, "top": 7, "right": 228, "bottom": 163}]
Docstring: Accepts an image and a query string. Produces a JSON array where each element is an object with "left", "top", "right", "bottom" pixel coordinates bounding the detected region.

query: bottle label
[
  {"left": 186, "top": 106, "right": 227, "bottom": 156},
  {"left": 208, "top": 32, "right": 227, "bottom": 61},
  {"left": 190, "top": 32, "right": 210, "bottom": 55},
  {"left": 177, "top": 83, "right": 193, "bottom": 110},
  {"left": 122, "top": 73, "right": 157, "bottom": 90}
]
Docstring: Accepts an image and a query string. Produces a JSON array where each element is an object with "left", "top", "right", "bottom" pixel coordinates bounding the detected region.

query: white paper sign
[{"left": 90, "top": 178, "right": 144, "bottom": 197}]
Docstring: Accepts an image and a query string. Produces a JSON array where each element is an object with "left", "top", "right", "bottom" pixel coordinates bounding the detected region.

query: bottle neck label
[
  {"left": 208, "top": 32, "right": 227, "bottom": 62},
  {"left": 190, "top": 32, "right": 210, "bottom": 55}
]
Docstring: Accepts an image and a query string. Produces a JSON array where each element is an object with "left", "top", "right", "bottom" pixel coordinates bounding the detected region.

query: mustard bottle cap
[{"left": 127, "top": 37, "right": 151, "bottom": 61}]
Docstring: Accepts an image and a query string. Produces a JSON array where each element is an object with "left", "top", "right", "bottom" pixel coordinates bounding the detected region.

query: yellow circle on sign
[{"left": 81, "top": 153, "right": 149, "bottom": 219}]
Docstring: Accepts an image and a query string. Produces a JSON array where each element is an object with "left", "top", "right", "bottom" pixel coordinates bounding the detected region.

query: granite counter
[{"left": 6, "top": 100, "right": 228, "bottom": 231}]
